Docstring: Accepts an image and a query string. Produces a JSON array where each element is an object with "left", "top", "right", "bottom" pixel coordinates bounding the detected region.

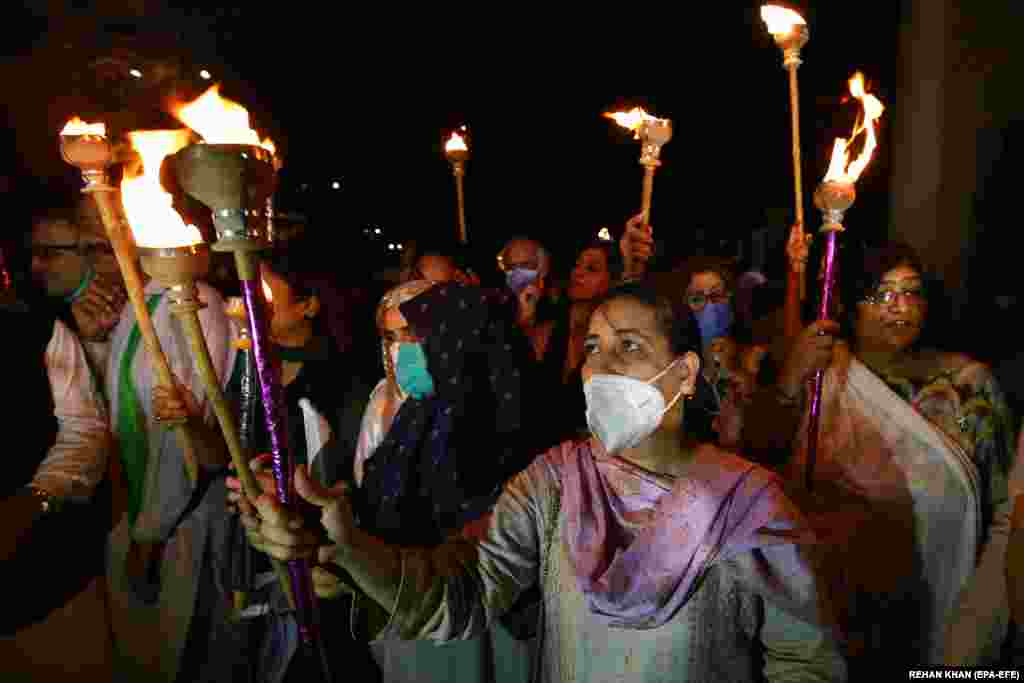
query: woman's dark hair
[
  {"left": 575, "top": 240, "right": 624, "bottom": 284},
  {"left": 837, "top": 240, "right": 947, "bottom": 350},
  {"left": 673, "top": 255, "right": 737, "bottom": 294},
  {"left": 261, "top": 237, "right": 372, "bottom": 355},
  {"left": 595, "top": 281, "right": 716, "bottom": 442},
  {"left": 845, "top": 241, "right": 925, "bottom": 306}
]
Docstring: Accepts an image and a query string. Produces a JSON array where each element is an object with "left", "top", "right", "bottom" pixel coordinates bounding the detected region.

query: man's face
[
  {"left": 502, "top": 240, "right": 546, "bottom": 293},
  {"left": 502, "top": 240, "right": 540, "bottom": 272},
  {"left": 76, "top": 204, "right": 119, "bottom": 279},
  {"left": 415, "top": 254, "right": 458, "bottom": 283},
  {"left": 30, "top": 220, "right": 88, "bottom": 297}
]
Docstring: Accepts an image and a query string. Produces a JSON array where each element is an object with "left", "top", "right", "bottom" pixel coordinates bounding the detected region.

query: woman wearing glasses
[{"left": 741, "top": 241, "right": 1015, "bottom": 672}]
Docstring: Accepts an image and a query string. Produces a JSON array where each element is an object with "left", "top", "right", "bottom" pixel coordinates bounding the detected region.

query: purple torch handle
[
  {"left": 805, "top": 231, "right": 839, "bottom": 492},
  {"left": 240, "top": 275, "right": 319, "bottom": 644}
]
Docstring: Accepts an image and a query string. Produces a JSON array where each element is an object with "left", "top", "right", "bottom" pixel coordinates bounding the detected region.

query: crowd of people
[{"left": 1, "top": 187, "right": 1021, "bottom": 683}]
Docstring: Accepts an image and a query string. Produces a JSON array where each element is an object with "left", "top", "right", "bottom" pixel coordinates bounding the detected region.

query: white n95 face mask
[{"left": 584, "top": 359, "right": 684, "bottom": 454}]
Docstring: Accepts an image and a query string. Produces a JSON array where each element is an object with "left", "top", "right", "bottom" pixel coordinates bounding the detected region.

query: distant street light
[
  {"left": 199, "top": 69, "right": 212, "bottom": 80},
  {"left": 129, "top": 68, "right": 143, "bottom": 78}
]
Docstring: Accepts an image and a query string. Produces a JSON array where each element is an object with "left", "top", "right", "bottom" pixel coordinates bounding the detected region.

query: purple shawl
[{"left": 555, "top": 439, "right": 814, "bottom": 629}]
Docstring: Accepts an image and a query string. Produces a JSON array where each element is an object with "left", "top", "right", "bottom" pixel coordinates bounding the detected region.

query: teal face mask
[
  {"left": 395, "top": 342, "right": 435, "bottom": 399},
  {"left": 65, "top": 265, "right": 96, "bottom": 304}
]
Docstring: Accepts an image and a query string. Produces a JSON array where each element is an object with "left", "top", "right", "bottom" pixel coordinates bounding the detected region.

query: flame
[
  {"left": 261, "top": 276, "right": 273, "bottom": 303},
  {"left": 760, "top": 5, "right": 806, "bottom": 35},
  {"left": 823, "top": 72, "right": 885, "bottom": 184},
  {"left": 604, "top": 107, "right": 665, "bottom": 140},
  {"left": 173, "top": 84, "right": 272, "bottom": 151},
  {"left": 261, "top": 137, "right": 276, "bottom": 156},
  {"left": 120, "top": 130, "right": 203, "bottom": 248},
  {"left": 597, "top": 227, "right": 612, "bottom": 242},
  {"left": 445, "top": 131, "right": 468, "bottom": 153},
  {"left": 225, "top": 297, "right": 247, "bottom": 320},
  {"left": 61, "top": 117, "right": 106, "bottom": 136}
]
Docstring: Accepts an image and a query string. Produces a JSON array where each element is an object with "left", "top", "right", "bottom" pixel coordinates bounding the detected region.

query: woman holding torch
[
  {"left": 104, "top": 254, "right": 243, "bottom": 682},
  {"left": 246, "top": 282, "right": 847, "bottom": 682},
  {"left": 214, "top": 238, "right": 382, "bottom": 682},
  {"left": 740, "top": 241, "right": 1014, "bottom": 670}
]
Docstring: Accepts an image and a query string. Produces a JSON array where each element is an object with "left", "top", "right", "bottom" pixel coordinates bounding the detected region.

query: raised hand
[
  {"left": 620, "top": 212, "right": 654, "bottom": 280},
  {"left": 71, "top": 273, "right": 127, "bottom": 340},
  {"left": 778, "top": 319, "right": 841, "bottom": 401},
  {"left": 152, "top": 381, "right": 200, "bottom": 423},
  {"left": 248, "top": 466, "right": 353, "bottom": 563},
  {"left": 786, "top": 222, "right": 812, "bottom": 275}
]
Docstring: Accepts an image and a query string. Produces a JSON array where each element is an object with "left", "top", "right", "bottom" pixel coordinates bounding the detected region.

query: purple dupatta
[{"left": 555, "top": 439, "right": 814, "bottom": 629}]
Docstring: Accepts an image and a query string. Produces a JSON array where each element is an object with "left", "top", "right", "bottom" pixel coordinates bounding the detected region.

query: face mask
[
  {"left": 694, "top": 302, "right": 733, "bottom": 346},
  {"left": 584, "top": 359, "right": 684, "bottom": 454},
  {"left": 65, "top": 265, "right": 96, "bottom": 304},
  {"left": 394, "top": 341, "right": 435, "bottom": 400},
  {"left": 506, "top": 267, "right": 540, "bottom": 294}
]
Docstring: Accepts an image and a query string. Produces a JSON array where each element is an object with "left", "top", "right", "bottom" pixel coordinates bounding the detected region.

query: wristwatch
[{"left": 26, "top": 485, "right": 61, "bottom": 517}]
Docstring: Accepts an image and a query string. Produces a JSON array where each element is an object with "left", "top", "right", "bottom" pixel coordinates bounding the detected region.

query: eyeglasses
[
  {"left": 862, "top": 287, "right": 926, "bottom": 306},
  {"left": 29, "top": 243, "right": 80, "bottom": 260},
  {"left": 686, "top": 290, "right": 729, "bottom": 308},
  {"left": 501, "top": 259, "right": 539, "bottom": 273},
  {"left": 81, "top": 242, "right": 114, "bottom": 257}
]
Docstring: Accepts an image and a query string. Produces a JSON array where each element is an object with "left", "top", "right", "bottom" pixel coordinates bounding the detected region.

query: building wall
[{"left": 890, "top": 0, "right": 1024, "bottom": 330}]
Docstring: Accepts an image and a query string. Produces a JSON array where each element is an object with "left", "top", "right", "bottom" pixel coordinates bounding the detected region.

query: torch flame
[
  {"left": 604, "top": 107, "right": 666, "bottom": 140},
  {"left": 445, "top": 131, "right": 468, "bottom": 153},
  {"left": 120, "top": 130, "right": 203, "bottom": 248},
  {"left": 760, "top": 5, "right": 806, "bottom": 35},
  {"left": 261, "top": 137, "right": 276, "bottom": 156},
  {"left": 60, "top": 117, "right": 106, "bottom": 137},
  {"left": 823, "top": 72, "right": 885, "bottom": 184},
  {"left": 173, "top": 84, "right": 274, "bottom": 152},
  {"left": 261, "top": 276, "right": 273, "bottom": 303}
]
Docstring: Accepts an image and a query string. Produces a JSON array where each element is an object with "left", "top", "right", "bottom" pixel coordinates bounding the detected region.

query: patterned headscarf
[
  {"left": 356, "top": 282, "right": 543, "bottom": 546},
  {"left": 375, "top": 279, "right": 436, "bottom": 400}
]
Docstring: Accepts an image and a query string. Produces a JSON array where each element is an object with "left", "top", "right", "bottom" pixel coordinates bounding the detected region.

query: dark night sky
[{"left": 3, "top": 2, "right": 903, "bottom": 278}]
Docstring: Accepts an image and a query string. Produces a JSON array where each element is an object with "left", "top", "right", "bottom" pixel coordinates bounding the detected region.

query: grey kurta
[{"left": 377, "top": 447, "right": 847, "bottom": 683}]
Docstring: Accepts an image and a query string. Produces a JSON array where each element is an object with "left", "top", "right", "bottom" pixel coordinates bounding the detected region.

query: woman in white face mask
[{"left": 248, "top": 283, "right": 847, "bottom": 683}]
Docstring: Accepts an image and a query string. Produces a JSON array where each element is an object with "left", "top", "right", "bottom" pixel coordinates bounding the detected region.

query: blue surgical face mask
[
  {"left": 395, "top": 342, "right": 435, "bottom": 399},
  {"left": 506, "top": 267, "right": 540, "bottom": 294},
  {"left": 694, "top": 302, "right": 733, "bottom": 346}
]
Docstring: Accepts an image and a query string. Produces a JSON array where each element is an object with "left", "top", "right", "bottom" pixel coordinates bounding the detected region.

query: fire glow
[
  {"left": 173, "top": 84, "right": 276, "bottom": 153},
  {"left": 120, "top": 130, "right": 203, "bottom": 248},
  {"left": 760, "top": 5, "right": 806, "bottom": 36},
  {"left": 604, "top": 107, "right": 666, "bottom": 139},
  {"left": 60, "top": 117, "right": 106, "bottom": 137},
  {"left": 823, "top": 72, "right": 885, "bottom": 184},
  {"left": 445, "top": 131, "right": 468, "bottom": 153}
]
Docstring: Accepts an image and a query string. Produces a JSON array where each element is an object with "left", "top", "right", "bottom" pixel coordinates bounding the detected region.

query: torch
[
  {"left": 605, "top": 108, "right": 672, "bottom": 276},
  {"left": 121, "top": 128, "right": 290, "bottom": 613},
  {"left": 805, "top": 73, "right": 884, "bottom": 491},
  {"left": 444, "top": 127, "right": 470, "bottom": 244},
  {"left": 59, "top": 118, "right": 200, "bottom": 482},
  {"left": 762, "top": 4, "right": 810, "bottom": 301},
  {"left": 225, "top": 296, "right": 260, "bottom": 615},
  {"left": 167, "top": 85, "right": 319, "bottom": 652}
]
